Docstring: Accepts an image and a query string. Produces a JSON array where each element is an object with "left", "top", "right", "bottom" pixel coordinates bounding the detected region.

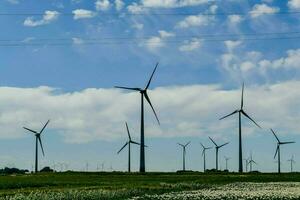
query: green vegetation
[{"left": 0, "top": 172, "right": 300, "bottom": 199}]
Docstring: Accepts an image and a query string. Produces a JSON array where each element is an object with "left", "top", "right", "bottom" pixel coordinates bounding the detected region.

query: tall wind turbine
[
  {"left": 178, "top": 142, "right": 190, "bottom": 171},
  {"left": 23, "top": 120, "right": 50, "bottom": 173},
  {"left": 287, "top": 155, "right": 295, "bottom": 173},
  {"left": 248, "top": 153, "right": 257, "bottom": 172},
  {"left": 224, "top": 156, "right": 231, "bottom": 171},
  {"left": 219, "top": 83, "right": 261, "bottom": 173},
  {"left": 271, "top": 129, "right": 295, "bottom": 173},
  {"left": 117, "top": 122, "right": 140, "bottom": 172},
  {"left": 209, "top": 137, "right": 229, "bottom": 171},
  {"left": 200, "top": 143, "right": 211, "bottom": 172},
  {"left": 115, "top": 63, "right": 160, "bottom": 172}
]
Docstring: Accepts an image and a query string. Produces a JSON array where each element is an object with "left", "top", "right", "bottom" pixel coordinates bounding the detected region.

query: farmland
[{"left": 0, "top": 172, "right": 300, "bottom": 199}]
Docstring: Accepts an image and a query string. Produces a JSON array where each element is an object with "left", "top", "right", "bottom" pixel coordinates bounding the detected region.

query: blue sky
[{"left": 0, "top": 0, "right": 299, "bottom": 172}]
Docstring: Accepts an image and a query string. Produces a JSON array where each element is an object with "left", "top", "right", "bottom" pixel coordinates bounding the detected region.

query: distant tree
[{"left": 40, "top": 166, "right": 54, "bottom": 172}]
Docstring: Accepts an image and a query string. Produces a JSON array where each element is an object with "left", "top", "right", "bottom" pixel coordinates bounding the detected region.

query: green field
[{"left": 1, "top": 172, "right": 300, "bottom": 199}]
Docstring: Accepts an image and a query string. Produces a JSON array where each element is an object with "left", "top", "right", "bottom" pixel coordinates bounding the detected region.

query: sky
[{"left": 0, "top": 0, "right": 299, "bottom": 172}]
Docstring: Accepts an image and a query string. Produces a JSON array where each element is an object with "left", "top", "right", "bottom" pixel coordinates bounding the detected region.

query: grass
[{"left": 0, "top": 172, "right": 300, "bottom": 199}]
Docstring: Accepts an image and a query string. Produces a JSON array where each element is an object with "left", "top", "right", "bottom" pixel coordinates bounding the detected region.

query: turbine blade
[
  {"left": 23, "top": 127, "right": 38, "bottom": 134},
  {"left": 209, "top": 137, "right": 218, "bottom": 147},
  {"left": 144, "top": 91, "right": 160, "bottom": 125},
  {"left": 130, "top": 141, "right": 140, "bottom": 145},
  {"left": 38, "top": 136, "right": 45, "bottom": 156},
  {"left": 274, "top": 145, "right": 279, "bottom": 159},
  {"left": 219, "top": 142, "right": 229, "bottom": 148},
  {"left": 219, "top": 110, "right": 238, "bottom": 120},
  {"left": 177, "top": 143, "right": 184, "bottom": 147},
  {"left": 185, "top": 141, "right": 191, "bottom": 147},
  {"left": 125, "top": 122, "right": 131, "bottom": 141},
  {"left": 117, "top": 142, "right": 128, "bottom": 154},
  {"left": 270, "top": 129, "right": 280, "bottom": 143},
  {"left": 145, "top": 62, "right": 159, "bottom": 90},
  {"left": 40, "top": 120, "right": 50, "bottom": 134},
  {"left": 241, "top": 110, "right": 261, "bottom": 128},
  {"left": 202, "top": 149, "right": 205, "bottom": 156},
  {"left": 206, "top": 147, "right": 212, "bottom": 150},
  {"left": 114, "top": 86, "right": 141, "bottom": 91},
  {"left": 281, "top": 141, "right": 295, "bottom": 145},
  {"left": 200, "top": 142, "right": 205, "bottom": 149},
  {"left": 241, "top": 82, "right": 244, "bottom": 109}
]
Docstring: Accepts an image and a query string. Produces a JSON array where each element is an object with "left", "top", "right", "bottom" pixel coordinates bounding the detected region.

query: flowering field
[
  {"left": 0, "top": 173, "right": 300, "bottom": 200},
  {"left": 132, "top": 182, "right": 300, "bottom": 200}
]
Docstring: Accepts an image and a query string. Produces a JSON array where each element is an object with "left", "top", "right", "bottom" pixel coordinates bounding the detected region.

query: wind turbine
[
  {"left": 224, "top": 156, "right": 231, "bottom": 171},
  {"left": 117, "top": 122, "right": 140, "bottom": 172},
  {"left": 243, "top": 158, "right": 249, "bottom": 172},
  {"left": 271, "top": 129, "right": 295, "bottom": 173},
  {"left": 248, "top": 153, "right": 257, "bottom": 172},
  {"left": 115, "top": 63, "right": 160, "bottom": 173},
  {"left": 287, "top": 155, "right": 295, "bottom": 173},
  {"left": 209, "top": 137, "right": 229, "bottom": 171},
  {"left": 219, "top": 83, "right": 261, "bottom": 173},
  {"left": 23, "top": 120, "right": 50, "bottom": 173},
  {"left": 200, "top": 143, "right": 212, "bottom": 172},
  {"left": 177, "top": 142, "right": 190, "bottom": 171}
]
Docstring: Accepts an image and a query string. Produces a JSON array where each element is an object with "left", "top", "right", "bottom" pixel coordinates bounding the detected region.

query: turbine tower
[
  {"left": 209, "top": 137, "right": 229, "bottom": 171},
  {"left": 287, "top": 155, "right": 295, "bottom": 173},
  {"left": 271, "top": 129, "right": 295, "bottom": 173},
  {"left": 177, "top": 142, "right": 190, "bottom": 171},
  {"left": 115, "top": 63, "right": 160, "bottom": 173},
  {"left": 200, "top": 143, "right": 211, "bottom": 172},
  {"left": 23, "top": 120, "right": 50, "bottom": 173},
  {"left": 220, "top": 83, "right": 261, "bottom": 173},
  {"left": 243, "top": 158, "right": 249, "bottom": 172},
  {"left": 117, "top": 122, "right": 140, "bottom": 172},
  {"left": 224, "top": 156, "right": 231, "bottom": 171}
]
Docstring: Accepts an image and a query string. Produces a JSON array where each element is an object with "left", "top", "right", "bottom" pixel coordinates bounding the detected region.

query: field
[{"left": 0, "top": 172, "right": 300, "bottom": 199}]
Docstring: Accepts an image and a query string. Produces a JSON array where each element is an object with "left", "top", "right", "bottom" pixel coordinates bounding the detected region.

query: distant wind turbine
[
  {"left": 200, "top": 143, "right": 212, "bottom": 172},
  {"left": 115, "top": 63, "right": 160, "bottom": 173},
  {"left": 287, "top": 155, "right": 295, "bottom": 173},
  {"left": 224, "top": 156, "right": 231, "bottom": 171},
  {"left": 178, "top": 142, "right": 191, "bottom": 171},
  {"left": 243, "top": 158, "right": 249, "bottom": 172},
  {"left": 271, "top": 129, "right": 295, "bottom": 173},
  {"left": 209, "top": 137, "right": 229, "bottom": 171},
  {"left": 220, "top": 83, "right": 261, "bottom": 173},
  {"left": 23, "top": 120, "right": 50, "bottom": 173},
  {"left": 117, "top": 122, "right": 140, "bottom": 172},
  {"left": 248, "top": 153, "right": 257, "bottom": 172}
]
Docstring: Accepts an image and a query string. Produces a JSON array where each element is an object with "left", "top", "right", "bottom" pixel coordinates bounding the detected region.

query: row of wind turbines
[
  {"left": 21, "top": 63, "right": 296, "bottom": 174},
  {"left": 116, "top": 63, "right": 296, "bottom": 174}
]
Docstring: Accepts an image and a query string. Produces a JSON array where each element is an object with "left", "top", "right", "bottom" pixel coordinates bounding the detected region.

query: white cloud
[
  {"left": 176, "top": 15, "right": 214, "bottom": 28},
  {"left": 95, "top": 0, "right": 111, "bottom": 11},
  {"left": 250, "top": 4, "right": 280, "bottom": 18},
  {"left": 144, "top": 30, "right": 175, "bottom": 52},
  {"left": 131, "top": 22, "right": 144, "bottom": 30},
  {"left": 23, "top": 11, "right": 59, "bottom": 27},
  {"left": 228, "top": 15, "right": 243, "bottom": 25},
  {"left": 5, "top": 0, "right": 19, "bottom": 4},
  {"left": 72, "top": 37, "right": 84, "bottom": 44},
  {"left": 127, "top": 3, "right": 146, "bottom": 13},
  {"left": 224, "top": 40, "right": 242, "bottom": 52},
  {"left": 288, "top": 0, "right": 300, "bottom": 9},
  {"left": 179, "top": 38, "right": 202, "bottom": 52},
  {"left": 72, "top": 9, "right": 96, "bottom": 20},
  {"left": 2, "top": 81, "right": 300, "bottom": 144},
  {"left": 258, "top": 49, "right": 300, "bottom": 71},
  {"left": 139, "top": 0, "right": 211, "bottom": 8},
  {"left": 158, "top": 30, "right": 175, "bottom": 38},
  {"left": 115, "top": 0, "right": 125, "bottom": 10}
]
